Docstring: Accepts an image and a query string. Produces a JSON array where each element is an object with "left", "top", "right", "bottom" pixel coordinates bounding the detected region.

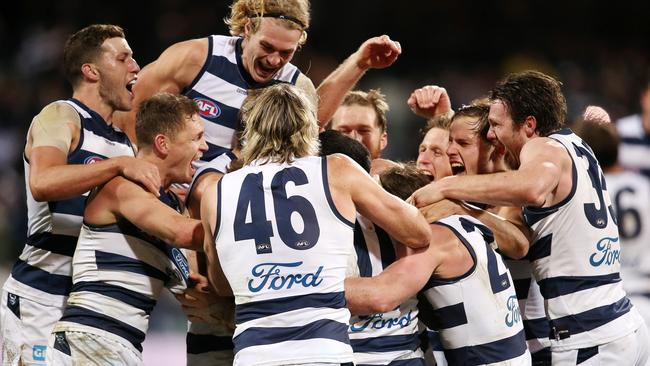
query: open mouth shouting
[
  {"left": 450, "top": 161, "right": 466, "bottom": 175},
  {"left": 126, "top": 78, "right": 137, "bottom": 96}
]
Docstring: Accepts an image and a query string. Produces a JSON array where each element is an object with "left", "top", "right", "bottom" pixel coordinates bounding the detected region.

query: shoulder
[
  {"left": 522, "top": 136, "right": 569, "bottom": 161},
  {"left": 36, "top": 101, "right": 80, "bottom": 126}
]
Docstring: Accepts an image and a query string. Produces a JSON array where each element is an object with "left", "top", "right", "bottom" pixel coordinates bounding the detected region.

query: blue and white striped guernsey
[
  {"left": 215, "top": 156, "right": 354, "bottom": 366},
  {"left": 183, "top": 35, "right": 301, "bottom": 163},
  {"left": 3, "top": 98, "right": 135, "bottom": 308},
  {"left": 421, "top": 215, "right": 530, "bottom": 366},
  {"left": 616, "top": 114, "right": 650, "bottom": 179},
  {"left": 523, "top": 128, "right": 644, "bottom": 351},
  {"left": 349, "top": 214, "right": 424, "bottom": 366},
  {"left": 54, "top": 189, "right": 191, "bottom": 354}
]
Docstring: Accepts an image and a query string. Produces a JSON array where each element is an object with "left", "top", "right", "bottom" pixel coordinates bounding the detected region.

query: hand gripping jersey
[
  {"left": 183, "top": 35, "right": 301, "bottom": 163},
  {"left": 4, "top": 98, "right": 135, "bottom": 306},
  {"left": 348, "top": 214, "right": 424, "bottom": 365},
  {"left": 54, "top": 189, "right": 191, "bottom": 355},
  {"left": 421, "top": 215, "right": 529, "bottom": 365},
  {"left": 523, "top": 129, "right": 644, "bottom": 351},
  {"left": 215, "top": 156, "right": 354, "bottom": 365}
]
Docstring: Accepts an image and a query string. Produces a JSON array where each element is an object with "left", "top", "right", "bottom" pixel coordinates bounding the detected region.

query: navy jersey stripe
[
  {"left": 321, "top": 156, "right": 354, "bottom": 229},
  {"left": 358, "top": 359, "right": 425, "bottom": 366},
  {"left": 513, "top": 277, "right": 531, "bottom": 300},
  {"left": 26, "top": 232, "right": 77, "bottom": 257},
  {"left": 70, "top": 281, "right": 157, "bottom": 314},
  {"left": 60, "top": 305, "right": 145, "bottom": 352},
  {"left": 203, "top": 142, "right": 233, "bottom": 163},
  {"left": 531, "top": 347, "right": 552, "bottom": 364},
  {"left": 11, "top": 259, "right": 71, "bottom": 296},
  {"left": 235, "top": 291, "right": 345, "bottom": 324},
  {"left": 527, "top": 234, "right": 553, "bottom": 262},
  {"left": 95, "top": 250, "right": 169, "bottom": 282},
  {"left": 232, "top": 318, "right": 349, "bottom": 354},
  {"left": 353, "top": 220, "right": 373, "bottom": 277},
  {"left": 350, "top": 333, "right": 420, "bottom": 353},
  {"left": 203, "top": 55, "right": 248, "bottom": 90},
  {"left": 537, "top": 272, "right": 621, "bottom": 299},
  {"left": 376, "top": 225, "right": 396, "bottom": 269},
  {"left": 443, "top": 329, "right": 527, "bottom": 366},
  {"left": 427, "top": 330, "right": 444, "bottom": 351},
  {"left": 430, "top": 302, "right": 468, "bottom": 330},
  {"left": 523, "top": 317, "right": 550, "bottom": 340},
  {"left": 48, "top": 195, "right": 86, "bottom": 217},
  {"left": 186, "top": 333, "right": 234, "bottom": 353},
  {"left": 548, "top": 296, "right": 632, "bottom": 338}
]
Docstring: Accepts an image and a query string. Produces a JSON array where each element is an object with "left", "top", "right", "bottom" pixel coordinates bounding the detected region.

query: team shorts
[{"left": 47, "top": 330, "right": 143, "bottom": 366}]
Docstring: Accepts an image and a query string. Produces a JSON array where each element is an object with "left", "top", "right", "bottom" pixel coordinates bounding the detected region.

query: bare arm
[
  {"left": 316, "top": 35, "right": 401, "bottom": 126},
  {"left": 27, "top": 102, "right": 161, "bottom": 201},
  {"left": 201, "top": 182, "right": 233, "bottom": 297},
  {"left": 410, "top": 138, "right": 566, "bottom": 208},
  {"left": 328, "top": 154, "right": 430, "bottom": 249}
]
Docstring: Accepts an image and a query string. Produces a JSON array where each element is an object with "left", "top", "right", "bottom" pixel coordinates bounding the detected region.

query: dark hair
[
  {"left": 421, "top": 112, "right": 453, "bottom": 136},
  {"left": 136, "top": 93, "right": 199, "bottom": 148},
  {"left": 63, "top": 24, "right": 125, "bottom": 88},
  {"left": 489, "top": 70, "right": 567, "bottom": 137},
  {"left": 451, "top": 98, "right": 491, "bottom": 140},
  {"left": 379, "top": 163, "right": 431, "bottom": 200},
  {"left": 572, "top": 121, "right": 619, "bottom": 169},
  {"left": 318, "top": 129, "right": 371, "bottom": 172}
]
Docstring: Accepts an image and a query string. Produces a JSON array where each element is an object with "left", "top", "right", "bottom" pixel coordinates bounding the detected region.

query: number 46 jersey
[
  {"left": 523, "top": 129, "right": 644, "bottom": 351},
  {"left": 215, "top": 156, "right": 354, "bottom": 366}
]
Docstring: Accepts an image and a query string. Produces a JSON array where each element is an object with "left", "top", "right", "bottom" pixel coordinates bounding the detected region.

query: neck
[
  {"left": 72, "top": 85, "right": 114, "bottom": 123},
  {"left": 136, "top": 149, "right": 170, "bottom": 190}
]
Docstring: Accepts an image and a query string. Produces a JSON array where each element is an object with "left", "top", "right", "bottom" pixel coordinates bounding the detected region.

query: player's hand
[
  {"left": 407, "top": 181, "right": 445, "bottom": 208},
  {"left": 355, "top": 35, "right": 402, "bottom": 70},
  {"left": 118, "top": 156, "right": 161, "bottom": 196},
  {"left": 582, "top": 105, "right": 611, "bottom": 125},
  {"left": 407, "top": 85, "right": 452, "bottom": 120},
  {"left": 419, "top": 199, "right": 464, "bottom": 222}
]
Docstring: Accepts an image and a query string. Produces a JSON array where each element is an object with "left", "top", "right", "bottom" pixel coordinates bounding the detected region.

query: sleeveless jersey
[
  {"left": 54, "top": 189, "right": 190, "bottom": 354},
  {"left": 4, "top": 98, "right": 135, "bottom": 306},
  {"left": 215, "top": 156, "right": 354, "bottom": 365},
  {"left": 421, "top": 215, "right": 529, "bottom": 365},
  {"left": 183, "top": 35, "right": 301, "bottom": 163},
  {"left": 522, "top": 129, "right": 643, "bottom": 350},
  {"left": 349, "top": 214, "right": 424, "bottom": 365},
  {"left": 616, "top": 114, "right": 650, "bottom": 179}
]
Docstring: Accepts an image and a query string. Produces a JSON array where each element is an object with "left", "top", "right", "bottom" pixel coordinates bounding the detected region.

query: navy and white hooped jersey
[
  {"left": 54, "top": 189, "right": 191, "bottom": 354},
  {"left": 616, "top": 114, "right": 650, "bottom": 179},
  {"left": 348, "top": 214, "right": 424, "bottom": 365},
  {"left": 503, "top": 258, "right": 551, "bottom": 360},
  {"left": 215, "top": 156, "right": 354, "bottom": 366},
  {"left": 422, "top": 215, "right": 529, "bottom": 366},
  {"left": 522, "top": 129, "right": 643, "bottom": 350},
  {"left": 4, "top": 99, "right": 135, "bottom": 306},
  {"left": 605, "top": 172, "right": 650, "bottom": 298},
  {"left": 183, "top": 35, "right": 301, "bottom": 163}
]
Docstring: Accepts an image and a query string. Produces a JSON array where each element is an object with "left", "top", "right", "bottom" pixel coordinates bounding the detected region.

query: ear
[
  {"left": 154, "top": 134, "right": 170, "bottom": 156},
  {"left": 244, "top": 18, "right": 253, "bottom": 38},
  {"left": 523, "top": 116, "right": 537, "bottom": 137},
  {"left": 81, "top": 63, "right": 100, "bottom": 82},
  {"left": 379, "top": 131, "right": 388, "bottom": 151}
]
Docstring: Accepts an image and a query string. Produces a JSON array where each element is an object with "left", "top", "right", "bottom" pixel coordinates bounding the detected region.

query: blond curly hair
[{"left": 225, "top": 0, "right": 310, "bottom": 45}]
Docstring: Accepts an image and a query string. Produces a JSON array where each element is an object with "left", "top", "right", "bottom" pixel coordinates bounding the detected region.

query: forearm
[
  {"left": 167, "top": 217, "right": 204, "bottom": 250},
  {"left": 316, "top": 53, "right": 367, "bottom": 125},
  {"left": 389, "top": 206, "right": 431, "bottom": 249},
  {"left": 467, "top": 207, "right": 529, "bottom": 259},
  {"left": 345, "top": 276, "right": 400, "bottom": 315},
  {"left": 439, "top": 172, "right": 544, "bottom": 207}
]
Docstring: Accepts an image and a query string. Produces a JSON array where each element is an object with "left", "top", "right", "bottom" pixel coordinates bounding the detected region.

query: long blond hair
[
  {"left": 240, "top": 83, "right": 319, "bottom": 165},
  {"left": 225, "top": 0, "right": 310, "bottom": 45}
]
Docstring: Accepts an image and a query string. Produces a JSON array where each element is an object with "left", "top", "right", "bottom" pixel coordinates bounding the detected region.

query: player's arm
[
  {"left": 28, "top": 102, "right": 161, "bottom": 201},
  {"left": 406, "top": 85, "right": 453, "bottom": 121},
  {"left": 316, "top": 35, "right": 401, "bottom": 127},
  {"left": 109, "top": 178, "right": 203, "bottom": 250},
  {"left": 187, "top": 171, "right": 225, "bottom": 219},
  {"left": 410, "top": 138, "right": 564, "bottom": 208},
  {"left": 329, "top": 154, "right": 430, "bottom": 249},
  {"left": 201, "top": 183, "right": 233, "bottom": 297}
]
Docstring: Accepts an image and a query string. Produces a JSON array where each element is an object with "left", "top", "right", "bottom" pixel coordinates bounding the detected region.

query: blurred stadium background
[{"left": 1, "top": 0, "right": 649, "bottom": 363}]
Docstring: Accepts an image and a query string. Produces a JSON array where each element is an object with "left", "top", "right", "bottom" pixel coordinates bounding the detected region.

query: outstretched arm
[{"left": 316, "top": 35, "right": 401, "bottom": 127}]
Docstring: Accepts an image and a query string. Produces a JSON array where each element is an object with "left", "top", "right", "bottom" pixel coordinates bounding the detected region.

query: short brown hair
[
  {"left": 225, "top": 0, "right": 310, "bottom": 45},
  {"left": 451, "top": 98, "right": 491, "bottom": 140},
  {"left": 379, "top": 163, "right": 431, "bottom": 201},
  {"left": 572, "top": 120, "right": 619, "bottom": 169},
  {"left": 338, "top": 89, "right": 390, "bottom": 133},
  {"left": 489, "top": 70, "right": 567, "bottom": 137},
  {"left": 63, "top": 24, "right": 125, "bottom": 88},
  {"left": 136, "top": 93, "right": 199, "bottom": 148},
  {"left": 421, "top": 112, "right": 453, "bottom": 136}
]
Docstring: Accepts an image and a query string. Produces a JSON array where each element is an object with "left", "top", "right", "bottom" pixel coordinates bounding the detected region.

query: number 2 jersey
[
  {"left": 214, "top": 156, "right": 354, "bottom": 365},
  {"left": 523, "top": 129, "right": 644, "bottom": 351}
]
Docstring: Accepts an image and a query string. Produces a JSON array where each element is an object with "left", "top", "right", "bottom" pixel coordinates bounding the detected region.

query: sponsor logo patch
[{"left": 194, "top": 98, "right": 221, "bottom": 118}]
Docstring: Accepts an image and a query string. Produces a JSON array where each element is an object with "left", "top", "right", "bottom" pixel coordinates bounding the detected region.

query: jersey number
[
  {"left": 234, "top": 168, "right": 320, "bottom": 254},
  {"left": 460, "top": 217, "right": 510, "bottom": 294},
  {"left": 573, "top": 143, "right": 617, "bottom": 228},
  {"left": 614, "top": 187, "right": 641, "bottom": 239}
]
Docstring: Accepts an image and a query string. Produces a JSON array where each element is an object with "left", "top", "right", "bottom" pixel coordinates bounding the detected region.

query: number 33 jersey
[
  {"left": 523, "top": 129, "right": 644, "bottom": 350},
  {"left": 214, "top": 155, "right": 354, "bottom": 366}
]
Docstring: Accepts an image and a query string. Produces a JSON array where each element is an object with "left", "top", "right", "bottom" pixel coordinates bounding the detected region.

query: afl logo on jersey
[
  {"left": 194, "top": 98, "right": 221, "bottom": 118},
  {"left": 84, "top": 156, "right": 103, "bottom": 164}
]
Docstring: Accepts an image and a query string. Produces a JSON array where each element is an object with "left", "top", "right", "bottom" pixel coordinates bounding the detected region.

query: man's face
[
  {"left": 167, "top": 113, "right": 208, "bottom": 184},
  {"left": 487, "top": 100, "right": 526, "bottom": 168},
  {"left": 96, "top": 37, "right": 140, "bottom": 112},
  {"left": 416, "top": 127, "right": 452, "bottom": 181},
  {"left": 447, "top": 116, "right": 495, "bottom": 175},
  {"left": 330, "top": 104, "right": 387, "bottom": 159},
  {"left": 241, "top": 18, "right": 302, "bottom": 83}
]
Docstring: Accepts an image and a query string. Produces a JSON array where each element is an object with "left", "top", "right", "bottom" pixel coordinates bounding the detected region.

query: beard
[{"left": 98, "top": 75, "right": 131, "bottom": 112}]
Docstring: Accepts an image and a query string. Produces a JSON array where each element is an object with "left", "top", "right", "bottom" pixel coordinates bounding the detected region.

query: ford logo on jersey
[
  {"left": 194, "top": 97, "right": 221, "bottom": 118},
  {"left": 248, "top": 261, "right": 323, "bottom": 293},
  {"left": 350, "top": 310, "right": 414, "bottom": 332},
  {"left": 505, "top": 295, "right": 521, "bottom": 327},
  {"left": 589, "top": 236, "right": 620, "bottom": 267}
]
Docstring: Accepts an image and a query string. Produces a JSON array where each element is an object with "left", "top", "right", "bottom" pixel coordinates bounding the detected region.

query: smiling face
[
  {"left": 416, "top": 127, "right": 452, "bottom": 181},
  {"left": 447, "top": 116, "right": 496, "bottom": 176},
  {"left": 330, "top": 104, "right": 387, "bottom": 159},
  {"left": 241, "top": 18, "right": 302, "bottom": 83},
  {"left": 166, "top": 113, "right": 208, "bottom": 184},
  {"left": 95, "top": 37, "right": 140, "bottom": 112},
  {"left": 487, "top": 100, "right": 527, "bottom": 169}
]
